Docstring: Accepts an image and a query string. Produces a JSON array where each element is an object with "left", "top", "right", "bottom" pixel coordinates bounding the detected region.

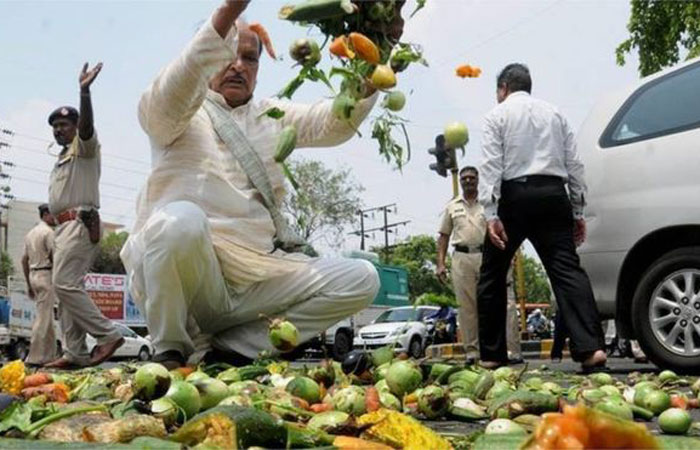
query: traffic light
[{"left": 428, "top": 134, "right": 456, "bottom": 177}]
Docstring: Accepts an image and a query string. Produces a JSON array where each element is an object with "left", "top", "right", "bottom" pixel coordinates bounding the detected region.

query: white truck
[{"left": 0, "top": 291, "right": 55, "bottom": 361}]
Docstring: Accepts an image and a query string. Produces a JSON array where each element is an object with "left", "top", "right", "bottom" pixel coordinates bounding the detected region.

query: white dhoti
[{"left": 130, "top": 201, "right": 379, "bottom": 359}]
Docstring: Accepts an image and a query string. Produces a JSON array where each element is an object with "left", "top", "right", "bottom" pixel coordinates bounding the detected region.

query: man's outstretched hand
[
  {"left": 79, "top": 62, "right": 103, "bottom": 92},
  {"left": 225, "top": 0, "right": 251, "bottom": 17},
  {"left": 488, "top": 218, "right": 508, "bottom": 251}
]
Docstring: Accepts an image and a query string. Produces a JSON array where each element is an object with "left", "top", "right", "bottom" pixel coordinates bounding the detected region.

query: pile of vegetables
[
  {"left": 2, "top": 343, "right": 700, "bottom": 449},
  {"left": 275, "top": 0, "right": 429, "bottom": 170}
]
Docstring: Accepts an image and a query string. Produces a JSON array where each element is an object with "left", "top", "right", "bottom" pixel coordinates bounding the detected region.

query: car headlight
[{"left": 388, "top": 328, "right": 401, "bottom": 337}]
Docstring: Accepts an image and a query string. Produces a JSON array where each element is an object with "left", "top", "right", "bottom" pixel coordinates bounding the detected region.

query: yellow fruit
[{"left": 370, "top": 65, "right": 397, "bottom": 90}]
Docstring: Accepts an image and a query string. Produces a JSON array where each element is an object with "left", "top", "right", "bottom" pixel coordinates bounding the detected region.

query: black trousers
[{"left": 477, "top": 176, "right": 604, "bottom": 362}]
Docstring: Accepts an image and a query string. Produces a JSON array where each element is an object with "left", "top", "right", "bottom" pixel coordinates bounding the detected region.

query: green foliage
[
  {"left": 522, "top": 254, "right": 552, "bottom": 304},
  {"left": 617, "top": 0, "right": 700, "bottom": 76},
  {"left": 373, "top": 234, "right": 453, "bottom": 301},
  {"left": 283, "top": 158, "right": 363, "bottom": 246},
  {"left": 0, "top": 251, "right": 14, "bottom": 287},
  {"left": 415, "top": 292, "right": 458, "bottom": 308},
  {"left": 91, "top": 231, "right": 129, "bottom": 274}
]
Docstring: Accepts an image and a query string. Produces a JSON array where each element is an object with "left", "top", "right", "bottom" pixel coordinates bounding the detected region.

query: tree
[
  {"left": 283, "top": 158, "right": 364, "bottom": 246},
  {"left": 616, "top": 1, "right": 700, "bottom": 76},
  {"left": 0, "top": 251, "right": 14, "bottom": 287},
  {"left": 521, "top": 253, "right": 553, "bottom": 304},
  {"left": 373, "top": 234, "right": 454, "bottom": 301},
  {"left": 91, "top": 231, "right": 129, "bottom": 274}
]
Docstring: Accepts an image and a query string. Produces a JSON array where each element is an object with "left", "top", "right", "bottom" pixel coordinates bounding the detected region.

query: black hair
[
  {"left": 38, "top": 203, "right": 50, "bottom": 218},
  {"left": 497, "top": 63, "right": 532, "bottom": 94},
  {"left": 460, "top": 166, "right": 478, "bottom": 176}
]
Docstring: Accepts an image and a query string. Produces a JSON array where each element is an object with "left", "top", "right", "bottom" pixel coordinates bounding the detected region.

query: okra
[
  {"left": 274, "top": 125, "right": 298, "bottom": 163},
  {"left": 279, "top": 0, "right": 357, "bottom": 22},
  {"left": 630, "top": 404, "right": 655, "bottom": 421},
  {"left": 487, "top": 391, "right": 559, "bottom": 419}
]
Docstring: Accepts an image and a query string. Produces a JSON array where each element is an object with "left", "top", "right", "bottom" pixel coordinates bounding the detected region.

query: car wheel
[
  {"left": 408, "top": 336, "right": 422, "bottom": 359},
  {"left": 632, "top": 247, "right": 700, "bottom": 373},
  {"left": 12, "top": 341, "right": 29, "bottom": 361},
  {"left": 138, "top": 346, "right": 150, "bottom": 361},
  {"left": 332, "top": 330, "right": 352, "bottom": 361}
]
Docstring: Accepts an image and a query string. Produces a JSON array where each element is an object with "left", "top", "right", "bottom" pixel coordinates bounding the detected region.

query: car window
[
  {"left": 602, "top": 62, "right": 700, "bottom": 147},
  {"left": 417, "top": 308, "right": 435, "bottom": 320},
  {"left": 375, "top": 309, "right": 418, "bottom": 323}
]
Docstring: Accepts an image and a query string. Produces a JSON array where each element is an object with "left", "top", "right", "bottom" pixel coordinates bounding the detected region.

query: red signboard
[{"left": 84, "top": 273, "right": 126, "bottom": 321}]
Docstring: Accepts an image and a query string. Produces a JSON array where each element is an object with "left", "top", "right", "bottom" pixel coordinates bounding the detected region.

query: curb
[{"left": 425, "top": 340, "right": 569, "bottom": 361}]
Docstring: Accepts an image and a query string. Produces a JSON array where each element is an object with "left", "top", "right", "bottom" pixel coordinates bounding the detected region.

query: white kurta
[{"left": 121, "top": 16, "right": 377, "bottom": 302}]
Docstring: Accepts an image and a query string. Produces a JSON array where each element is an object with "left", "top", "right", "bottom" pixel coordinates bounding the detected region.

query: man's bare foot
[
  {"left": 43, "top": 357, "right": 83, "bottom": 370},
  {"left": 581, "top": 349, "right": 607, "bottom": 370},
  {"left": 480, "top": 360, "right": 506, "bottom": 369}
]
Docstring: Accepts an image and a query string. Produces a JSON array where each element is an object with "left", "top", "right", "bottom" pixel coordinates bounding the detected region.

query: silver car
[{"left": 577, "top": 57, "right": 700, "bottom": 371}]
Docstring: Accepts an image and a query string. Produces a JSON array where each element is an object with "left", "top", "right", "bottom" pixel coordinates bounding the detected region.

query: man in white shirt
[
  {"left": 476, "top": 63, "right": 606, "bottom": 371},
  {"left": 121, "top": 0, "right": 405, "bottom": 368}
]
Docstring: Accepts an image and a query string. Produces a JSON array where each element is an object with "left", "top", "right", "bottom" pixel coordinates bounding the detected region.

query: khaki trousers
[
  {"left": 26, "top": 270, "right": 58, "bottom": 365},
  {"left": 452, "top": 252, "right": 482, "bottom": 359},
  {"left": 506, "top": 290, "right": 522, "bottom": 359},
  {"left": 53, "top": 220, "right": 120, "bottom": 365}
]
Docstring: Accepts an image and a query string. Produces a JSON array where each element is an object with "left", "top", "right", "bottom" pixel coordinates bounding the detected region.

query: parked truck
[{"left": 0, "top": 291, "right": 54, "bottom": 361}]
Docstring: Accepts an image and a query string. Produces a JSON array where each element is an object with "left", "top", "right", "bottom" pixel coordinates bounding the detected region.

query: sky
[{"left": 0, "top": 0, "right": 642, "bottom": 255}]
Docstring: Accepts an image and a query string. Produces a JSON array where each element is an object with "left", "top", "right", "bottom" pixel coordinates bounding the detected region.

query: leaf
[
  {"left": 258, "top": 107, "right": 286, "bottom": 120},
  {"left": 410, "top": 0, "right": 427, "bottom": 18},
  {"left": 0, "top": 402, "right": 33, "bottom": 433}
]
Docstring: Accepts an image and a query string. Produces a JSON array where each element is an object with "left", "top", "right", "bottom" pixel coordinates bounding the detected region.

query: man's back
[
  {"left": 24, "top": 222, "right": 53, "bottom": 270},
  {"left": 484, "top": 91, "right": 570, "bottom": 181}
]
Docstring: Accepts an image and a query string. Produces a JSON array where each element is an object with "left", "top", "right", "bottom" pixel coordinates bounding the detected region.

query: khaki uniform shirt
[
  {"left": 48, "top": 133, "right": 101, "bottom": 215},
  {"left": 438, "top": 197, "right": 487, "bottom": 247},
  {"left": 23, "top": 221, "right": 54, "bottom": 270}
]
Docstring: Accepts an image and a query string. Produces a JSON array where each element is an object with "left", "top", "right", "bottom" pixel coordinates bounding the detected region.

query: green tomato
[
  {"left": 383, "top": 91, "right": 406, "bottom": 112},
  {"left": 642, "top": 390, "right": 671, "bottom": 415},
  {"left": 658, "top": 408, "right": 692, "bottom": 435}
]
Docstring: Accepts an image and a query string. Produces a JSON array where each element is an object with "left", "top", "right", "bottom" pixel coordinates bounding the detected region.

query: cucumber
[
  {"left": 279, "top": 0, "right": 356, "bottom": 21},
  {"left": 473, "top": 372, "right": 495, "bottom": 400},
  {"left": 170, "top": 406, "right": 286, "bottom": 449},
  {"left": 435, "top": 365, "right": 463, "bottom": 385},
  {"left": 487, "top": 391, "right": 559, "bottom": 419},
  {"left": 238, "top": 366, "right": 269, "bottom": 381},
  {"left": 630, "top": 404, "right": 655, "bottom": 421}
]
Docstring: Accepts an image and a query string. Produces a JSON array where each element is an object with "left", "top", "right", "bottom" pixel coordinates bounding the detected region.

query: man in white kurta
[{"left": 121, "top": 1, "right": 382, "bottom": 367}]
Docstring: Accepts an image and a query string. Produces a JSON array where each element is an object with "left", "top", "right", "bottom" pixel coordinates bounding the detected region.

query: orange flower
[
  {"left": 456, "top": 64, "right": 482, "bottom": 78},
  {"left": 330, "top": 35, "right": 355, "bottom": 59}
]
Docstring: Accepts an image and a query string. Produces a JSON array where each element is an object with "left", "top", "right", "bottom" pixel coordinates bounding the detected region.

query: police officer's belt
[{"left": 454, "top": 244, "right": 483, "bottom": 254}]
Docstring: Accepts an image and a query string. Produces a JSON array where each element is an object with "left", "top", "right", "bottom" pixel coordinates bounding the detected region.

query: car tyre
[
  {"left": 332, "top": 330, "right": 352, "bottom": 361},
  {"left": 138, "top": 346, "right": 150, "bottom": 361},
  {"left": 408, "top": 336, "right": 423, "bottom": 359},
  {"left": 632, "top": 246, "right": 700, "bottom": 373}
]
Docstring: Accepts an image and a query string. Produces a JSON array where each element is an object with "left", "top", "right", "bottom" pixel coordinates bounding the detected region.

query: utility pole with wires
[
  {"left": 349, "top": 204, "right": 410, "bottom": 257},
  {"left": 0, "top": 131, "right": 14, "bottom": 252}
]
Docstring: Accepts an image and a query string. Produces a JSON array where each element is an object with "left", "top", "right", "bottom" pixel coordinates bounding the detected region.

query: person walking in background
[
  {"left": 44, "top": 62, "right": 123, "bottom": 369},
  {"left": 21, "top": 204, "right": 58, "bottom": 366},
  {"left": 436, "top": 166, "right": 487, "bottom": 365},
  {"left": 476, "top": 63, "right": 606, "bottom": 371}
]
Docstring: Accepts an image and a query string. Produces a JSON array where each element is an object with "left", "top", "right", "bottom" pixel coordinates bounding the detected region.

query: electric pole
[{"left": 350, "top": 204, "right": 410, "bottom": 257}]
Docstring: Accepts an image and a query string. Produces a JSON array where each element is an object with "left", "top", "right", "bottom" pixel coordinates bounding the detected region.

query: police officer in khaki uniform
[
  {"left": 44, "top": 62, "right": 123, "bottom": 369},
  {"left": 436, "top": 166, "right": 487, "bottom": 364},
  {"left": 21, "top": 204, "right": 58, "bottom": 366}
]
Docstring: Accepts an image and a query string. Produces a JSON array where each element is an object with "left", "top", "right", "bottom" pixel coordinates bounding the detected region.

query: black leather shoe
[
  {"left": 153, "top": 350, "right": 186, "bottom": 370},
  {"left": 203, "top": 347, "right": 253, "bottom": 367},
  {"left": 465, "top": 357, "right": 477, "bottom": 366},
  {"left": 508, "top": 357, "right": 525, "bottom": 365}
]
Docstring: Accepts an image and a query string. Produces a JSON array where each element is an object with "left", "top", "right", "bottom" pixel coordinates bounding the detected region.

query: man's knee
[
  {"left": 143, "top": 201, "right": 210, "bottom": 255},
  {"left": 350, "top": 260, "right": 380, "bottom": 305}
]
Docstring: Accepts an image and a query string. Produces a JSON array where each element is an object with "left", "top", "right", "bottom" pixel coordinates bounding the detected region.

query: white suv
[
  {"left": 577, "top": 57, "right": 700, "bottom": 372},
  {"left": 353, "top": 306, "right": 438, "bottom": 358}
]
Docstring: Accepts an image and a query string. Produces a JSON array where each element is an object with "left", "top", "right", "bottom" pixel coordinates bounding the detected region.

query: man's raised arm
[{"left": 138, "top": 0, "right": 250, "bottom": 147}]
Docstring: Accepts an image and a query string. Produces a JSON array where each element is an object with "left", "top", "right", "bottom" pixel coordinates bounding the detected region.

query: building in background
[{"left": 1, "top": 199, "right": 123, "bottom": 275}]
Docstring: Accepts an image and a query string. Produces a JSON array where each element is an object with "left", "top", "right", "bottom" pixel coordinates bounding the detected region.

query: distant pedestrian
[{"left": 21, "top": 204, "right": 58, "bottom": 366}]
